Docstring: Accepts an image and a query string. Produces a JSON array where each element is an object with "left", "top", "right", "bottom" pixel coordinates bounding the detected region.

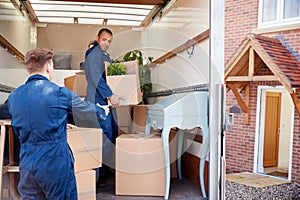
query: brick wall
[
  {"left": 292, "top": 96, "right": 300, "bottom": 182},
  {"left": 225, "top": 89, "right": 255, "bottom": 172},
  {"left": 225, "top": 0, "right": 259, "bottom": 62},
  {"left": 225, "top": 1, "right": 300, "bottom": 63},
  {"left": 225, "top": 0, "right": 300, "bottom": 183}
]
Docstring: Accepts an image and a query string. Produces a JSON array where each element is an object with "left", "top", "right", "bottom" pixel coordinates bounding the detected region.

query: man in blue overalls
[
  {"left": 84, "top": 28, "right": 122, "bottom": 187},
  {"left": 8, "top": 48, "right": 109, "bottom": 200}
]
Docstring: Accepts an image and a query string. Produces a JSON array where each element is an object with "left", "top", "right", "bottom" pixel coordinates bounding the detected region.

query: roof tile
[{"left": 251, "top": 34, "right": 300, "bottom": 87}]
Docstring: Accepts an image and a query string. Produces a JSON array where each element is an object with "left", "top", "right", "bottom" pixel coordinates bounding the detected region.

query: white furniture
[{"left": 145, "top": 91, "right": 209, "bottom": 200}]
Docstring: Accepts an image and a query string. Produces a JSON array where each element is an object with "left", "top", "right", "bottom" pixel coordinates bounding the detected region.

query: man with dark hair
[
  {"left": 8, "top": 48, "right": 109, "bottom": 200},
  {"left": 84, "top": 28, "right": 121, "bottom": 187}
]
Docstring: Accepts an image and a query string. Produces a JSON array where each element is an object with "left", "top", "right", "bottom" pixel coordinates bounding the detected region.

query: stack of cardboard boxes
[
  {"left": 67, "top": 127, "right": 102, "bottom": 200},
  {"left": 115, "top": 105, "right": 178, "bottom": 197},
  {"left": 65, "top": 60, "right": 178, "bottom": 197}
]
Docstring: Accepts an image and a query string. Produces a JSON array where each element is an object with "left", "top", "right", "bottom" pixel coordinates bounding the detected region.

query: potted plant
[
  {"left": 122, "top": 50, "right": 153, "bottom": 102},
  {"left": 107, "top": 62, "right": 127, "bottom": 76}
]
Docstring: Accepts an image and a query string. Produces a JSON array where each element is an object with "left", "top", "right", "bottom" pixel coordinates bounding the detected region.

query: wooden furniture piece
[
  {"left": 145, "top": 91, "right": 209, "bottom": 199},
  {"left": 0, "top": 119, "right": 19, "bottom": 199}
]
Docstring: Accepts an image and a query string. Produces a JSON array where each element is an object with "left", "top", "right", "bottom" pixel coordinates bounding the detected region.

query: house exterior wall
[
  {"left": 225, "top": 0, "right": 259, "bottom": 62},
  {"left": 225, "top": 0, "right": 300, "bottom": 62},
  {"left": 293, "top": 105, "right": 300, "bottom": 183},
  {"left": 225, "top": 0, "right": 300, "bottom": 183}
]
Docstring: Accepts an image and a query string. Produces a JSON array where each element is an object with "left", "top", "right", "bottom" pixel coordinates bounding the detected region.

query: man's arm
[{"left": 60, "top": 87, "right": 109, "bottom": 122}]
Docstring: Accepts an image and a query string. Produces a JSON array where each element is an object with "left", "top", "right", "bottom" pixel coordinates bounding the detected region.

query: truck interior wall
[
  {"left": 144, "top": 0, "right": 209, "bottom": 93},
  {"left": 146, "top": 34, "right": 209, "bottom": 92},
  {"left": 0, "top": 68, "right": 81, "bottom": 103},
  {"left": 37, "top": 24, "right": 135, "bottom": 70},
  {"left": 0, "top": 18, "right": 34, "bottom": 70},
  {"left": 0, "top": 47, "right": 24, "bottom": 69},
  {"left": 0, "top": 19, "right": 35, "bottom": 55}
]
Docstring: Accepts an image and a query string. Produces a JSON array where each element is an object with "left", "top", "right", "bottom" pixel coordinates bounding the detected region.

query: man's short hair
[
  {"left": 97, "top": 28, "right": 113, "bottom": 37},
  {"left": 24, "top": 48, "right": 53, "bottom": 73}
]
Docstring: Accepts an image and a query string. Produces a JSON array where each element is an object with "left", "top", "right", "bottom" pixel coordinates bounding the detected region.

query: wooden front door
[{"left": 263, "top": 92, "right": 281, "bottom": 167}]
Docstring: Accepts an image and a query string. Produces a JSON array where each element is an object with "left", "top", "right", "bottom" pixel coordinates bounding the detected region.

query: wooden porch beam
[
  {"left": 226, "top": 75, "right": 278, "bottom": 82},
  {"left": 244, "top": 84, "right": 250, "bottom": 124},
  {"left": 290, "top": 92, "right": 300, "bottom": 113},
  {"left": 226, "top": 83, "right": 248, "bottom": 113},
  {"left": 49, "top": 0, "right": 165, "bottom": 5},
  {"left": 248, "top": 47, "right": 254, "bottom": 76},
  {"left": 225, "top": 42, "right": 251, "bottom": 78}
]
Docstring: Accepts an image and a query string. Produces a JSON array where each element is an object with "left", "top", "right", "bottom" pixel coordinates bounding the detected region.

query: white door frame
[{"left": 253, "top": 86, "right": 294, "bottom": 180}]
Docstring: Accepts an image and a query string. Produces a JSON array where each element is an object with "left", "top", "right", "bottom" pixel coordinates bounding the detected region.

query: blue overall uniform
[
  {"left": 8, "top": 74, "right": 107, "bottom": 200},
  {"left": 84, "top": 41, "right": 118, "bottom": 179}
]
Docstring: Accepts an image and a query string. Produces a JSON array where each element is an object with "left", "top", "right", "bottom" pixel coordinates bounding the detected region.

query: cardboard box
[
  {"left": 116, "top": 134, "right": 166, "bottom": 196},
  {"left": 106, "top": 60, "right": 142, "bottom": 106},
  {"left": 132, "top": 104, "right": 150, "bottom": 132},
  {"left": 75, "top": 170, "right": 96, "bottom": 200},
  {"left": 67, "top": 127, "right": 102, "bottom": 173},
  {"left": 115, "top": 105, "right": 133, "bottom": 135},
  {"left": 132, "top": 105, "right": 177, "bottom": 178},
  {"left": 118, "top": 126, "right": 131, "bottom": 136},
  {"left": 116, "top": 105, "right": 133, "bottom": 127},
  {"left": 64, "top": 71, "right": 87, "bottom": 97}
]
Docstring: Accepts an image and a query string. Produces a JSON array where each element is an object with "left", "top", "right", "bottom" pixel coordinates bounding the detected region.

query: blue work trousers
[{"left": 97, "top": 108, "right": 118, "bottom": 180}]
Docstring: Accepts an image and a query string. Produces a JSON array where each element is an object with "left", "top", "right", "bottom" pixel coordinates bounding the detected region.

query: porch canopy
[{"left": 225, "top": 33, "right": 300, "bottom": 124}]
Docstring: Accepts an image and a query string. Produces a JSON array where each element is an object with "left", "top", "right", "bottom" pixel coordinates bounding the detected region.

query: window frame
[{"left": 258, "top": 0, "right": 300, "bottom": 28}]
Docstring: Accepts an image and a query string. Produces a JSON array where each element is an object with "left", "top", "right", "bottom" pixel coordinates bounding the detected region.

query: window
[{"left": 259, "top": 0, "right": 300, "bottom": 27}]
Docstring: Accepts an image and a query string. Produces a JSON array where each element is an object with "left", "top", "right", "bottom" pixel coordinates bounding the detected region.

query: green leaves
[
  {"left": 107, "top": 63, "right": 127, "bottom": 76},
  {"left": 122, "top": 50, "right": 153, "bottom": 99},
  {"left": 123, "top": 50, "right": 143, "bottom": 66}
]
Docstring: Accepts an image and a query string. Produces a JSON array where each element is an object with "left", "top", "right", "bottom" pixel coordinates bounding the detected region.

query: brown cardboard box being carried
[
  {"left": 64, "top": 71, "right": 87, "bottom": 97},
  {"left": 75, "top": 170, "right": 96, "bottom": 200},
  {"left": 67, "top": 126, "right": 102, "bottom": 173},
  {"left": 64, "top": 60, "right": 143, "bottom": 105},
  {"left": 105, "top": 60, "right": 142, "bottom": 106},
  {"left": 116, "top": 133, "right": 166, "bottom": 196}
]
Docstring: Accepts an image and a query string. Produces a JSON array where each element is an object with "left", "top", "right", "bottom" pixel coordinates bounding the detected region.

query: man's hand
[
  {"left": 108, "top": 94, "right": 124, "bottom": 107},
  {"left": 96, "top": 103, "right": 110, "bottom": 116},
  {"left": 67, "top": 124, "right": 76, "bottom": 130}
]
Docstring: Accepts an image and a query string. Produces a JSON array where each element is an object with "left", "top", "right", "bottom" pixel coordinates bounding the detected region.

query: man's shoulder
[
  {"left": 86, "top": 45, "right": 101, "bottom": 58},
  {"left": 9, "top": 83, "right": 26, "bottom": 96}
]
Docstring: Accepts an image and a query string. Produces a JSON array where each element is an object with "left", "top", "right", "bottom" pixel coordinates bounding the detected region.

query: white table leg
[
  {"left": 177, "top": 129, "right": 184, "bottom": 180},
  {"left": 145, "top": 117, "right": 151, "bottom": 135},
  {"left": 199, "top": 157, "right": 207, "bottom": 198},
  {"left": 199, "top": 125, "right": 209, "bottom": 198},
  {"left": 161, "top": 128, "right": 170, "bottom": 200}
]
